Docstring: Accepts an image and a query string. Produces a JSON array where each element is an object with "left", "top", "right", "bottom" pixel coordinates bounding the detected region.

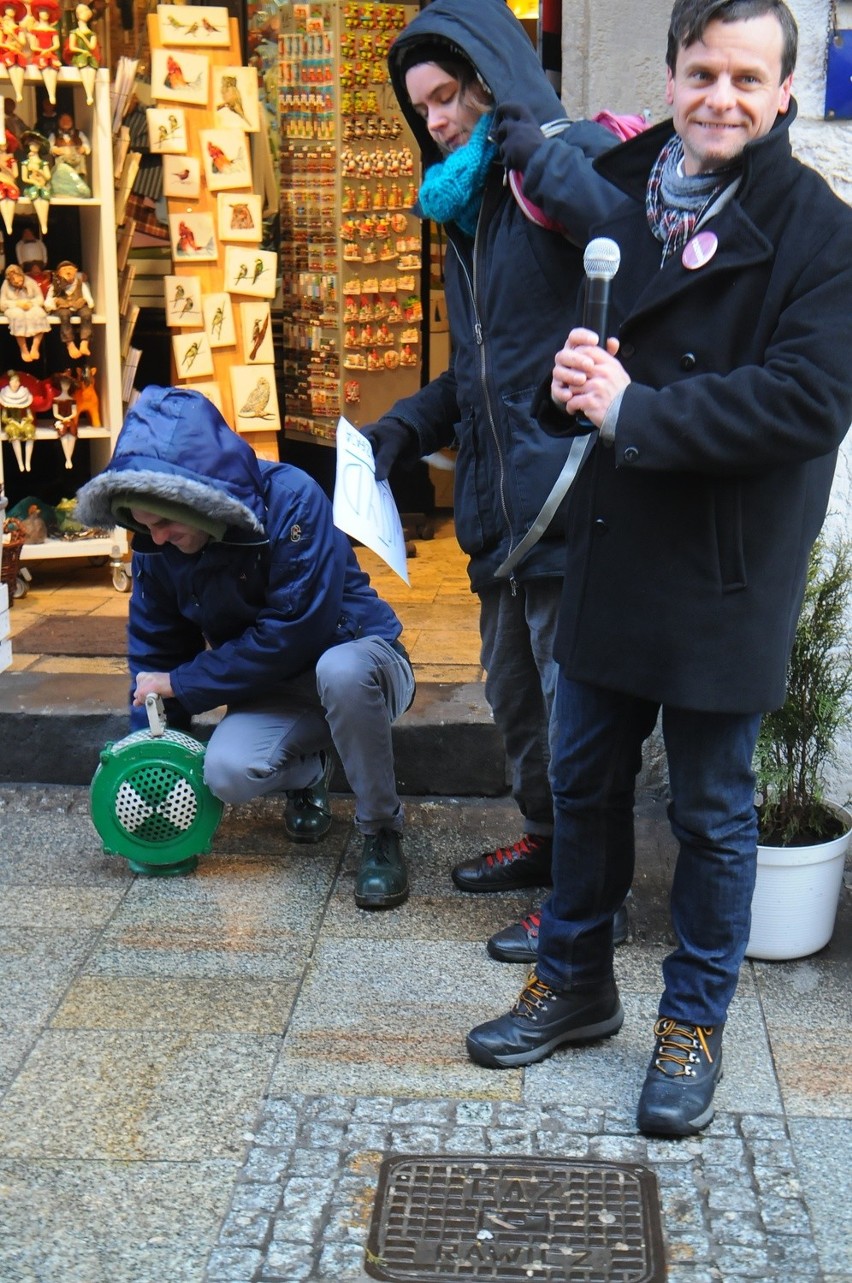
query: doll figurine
[
  {"left": 15, "top": 220, "right": 48, "bottom": 273},
  {"left": 0, "top": 1, "right": 28, "bottom": 102},
  {"left": 63, "top": 3, "right": 101, "bottom": 105},
  {"left": 48, "top": 110, "right": 91, "bottom": 197},
  {"left": 51, "top": 368, "right": 78, "bottom": 467},
  {"left": 0, "top": 368, "right": 35, "bottom": 470},
  {"left": 1, "top": 95, "right": 25, "bottom": 138},
  {"left": 26, "top": 0, "right": 61, "bottom": 106},
  {"left": 19, "top": 130, "right": 51, "bottom": 233},
  {"left": 0, "top": 262, "right": 50, "bottom": 360},
  {"left": 0, "top": 126, "right": 18, "bottom": 233},
  {"left": 45, "top": 259, "right": 93, "bottom": 358}
]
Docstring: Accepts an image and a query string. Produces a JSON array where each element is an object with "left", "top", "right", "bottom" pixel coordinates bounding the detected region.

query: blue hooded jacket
[{"left": 76, "top": 387, "right": 402, "bottom": 728}]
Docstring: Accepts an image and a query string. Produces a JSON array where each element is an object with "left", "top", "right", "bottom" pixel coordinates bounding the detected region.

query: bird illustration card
[
  {"left": 200, "top": 128, "right": 252, "bottom": 192},
  {"left": 231, "top": 364, "right": 280, "bottom": 432},
  {"left": 240, "top": 302, "right": 273, "bottom": 364},
  {"left": 147, "top": 107, "right": 188, "bottom": 155},
  {"left": 201, "top": 291, "right": 236, "bottom": 348},
  {"left": 151, "top": 49, "right": 210, "bottom": 106},
  {"left": 186, "top": 380, "right": 224, "bottom": 412},
  {"left": 162, "top": 154, "right": 201, "bottom": 200},
  {"left": 169, "top": 212, "right": 218, "bottom": 263},
  {"left": 172, "top": 330, "right": 214, "bottom": 380},
  {"left": 216, "top": 192, "right": 262, "bottom": 243},
  {"left": 213, "top": 66, "right": 260, "bottom": 132},
  {"left": 158, "top": 4, "right": 231, "bottom": 47},
  {"left": 224, "top": 246, "right": 277, "bottom": 299},
  {"left": 164, "top": 274, "right": 203, "bottom": 327}
]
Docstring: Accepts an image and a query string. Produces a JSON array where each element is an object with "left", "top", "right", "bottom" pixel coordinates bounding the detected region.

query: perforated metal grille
[
  {"left": 366, "top": 1156, "right": 665, "bottom": 1282},
  {"left": 115, "top": 771, "right": 199, "bottom": 842},
  {"left": 117, "top": 728, "right": 206, "bottom": 754}
]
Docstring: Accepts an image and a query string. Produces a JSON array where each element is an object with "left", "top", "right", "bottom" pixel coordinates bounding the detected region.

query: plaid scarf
[
  {"left": 418, "top": 112, "right": 497, "bottom": 239},
  {"left": 646, "top": 136, "right": 736, "bottom": 262}
]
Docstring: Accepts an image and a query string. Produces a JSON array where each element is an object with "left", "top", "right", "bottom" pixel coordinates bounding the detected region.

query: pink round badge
[{"left": 682, "top": 230, "right": 719, "bottom": 270}]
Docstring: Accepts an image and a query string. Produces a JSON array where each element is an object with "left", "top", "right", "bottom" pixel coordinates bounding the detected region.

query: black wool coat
[{"left": 545, "top": 103, "right": 852, "bottom": 713}]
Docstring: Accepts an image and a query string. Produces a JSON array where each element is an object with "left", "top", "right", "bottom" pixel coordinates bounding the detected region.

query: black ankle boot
[
  {"left": 466, "top": 970, "right": 623, "bottom": 1068},
  {"left": 355, "top": 829, "right": 408, "bottom": 909},
  {"left": 636, "top": 1018, "right": 724, "bottom": 1137},
  {"left": 283, "top": 754, "right": 333, "bottom": 843},
  {"left": 452, "top": 833, "right": 552, "bottom": 892}
]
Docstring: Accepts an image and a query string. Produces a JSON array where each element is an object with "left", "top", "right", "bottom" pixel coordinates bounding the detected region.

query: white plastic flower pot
[{"left": 746, "top": 806, "right": 851, "bottom": 960}]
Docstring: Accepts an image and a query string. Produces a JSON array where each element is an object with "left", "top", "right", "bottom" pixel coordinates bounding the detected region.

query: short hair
[{"left": 666, "top": 0, "right": 798, "bottom": 80}]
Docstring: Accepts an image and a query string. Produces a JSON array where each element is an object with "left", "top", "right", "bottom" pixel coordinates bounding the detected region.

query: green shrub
[{"left": 754, "top": 534, "right": 852, "bottom": 846}]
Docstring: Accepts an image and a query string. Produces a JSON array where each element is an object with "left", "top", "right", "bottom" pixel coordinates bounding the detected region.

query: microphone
[{"left": 575, "top": 236, "right": 621, "bottom": 429}]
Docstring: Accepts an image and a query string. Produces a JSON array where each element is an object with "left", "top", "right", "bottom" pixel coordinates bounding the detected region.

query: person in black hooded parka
[{"left": 363, "top": 0, "right": 625, "bottom": 951}]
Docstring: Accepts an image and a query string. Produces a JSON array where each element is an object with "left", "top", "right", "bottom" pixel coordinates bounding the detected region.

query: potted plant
[{"left": 749, "top": 532, "right": 852, "bottom": 959}]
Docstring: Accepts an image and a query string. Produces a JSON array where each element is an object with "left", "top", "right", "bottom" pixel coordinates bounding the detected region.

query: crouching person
[{"left": 76, "top": 385, "right": 415, "bottom": 908}]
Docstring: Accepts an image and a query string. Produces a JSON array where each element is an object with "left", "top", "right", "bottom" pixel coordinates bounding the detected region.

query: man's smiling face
[{"left": 666, "top": 12, "right": 793, "bottom": 175}]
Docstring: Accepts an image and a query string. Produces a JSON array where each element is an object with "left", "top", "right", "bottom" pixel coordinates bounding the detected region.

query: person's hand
[
  {"left": 133, "top": 671, "right": 174, "bottom": 706},
  {"left": 360, "top": 419, "right": 419, "bottom": 482},
  {"left": 551, "top": 328, "right": 628, "bottom": 428},
  {"left": 493, "top": 101, "right": 544, "bottom": 173}
]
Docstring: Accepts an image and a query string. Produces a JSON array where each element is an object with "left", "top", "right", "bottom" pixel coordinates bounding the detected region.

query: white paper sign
[{"left": 333, "top": 417, "right": 410, "bottom": 585}]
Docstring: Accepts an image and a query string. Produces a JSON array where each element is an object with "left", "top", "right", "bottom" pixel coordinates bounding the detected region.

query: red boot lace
[
  {"left": 486, "top": 834, "right": 546, "bottom": 867},
  {"left": 520, "top": 910, "right": 541, "bottom": 936}
]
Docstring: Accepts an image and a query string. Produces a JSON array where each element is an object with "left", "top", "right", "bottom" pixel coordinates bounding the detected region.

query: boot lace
[
  {"left": 511, "top": 971, "right": 557, "bottom": 1020},
  {"left": 519, "top": 910, "right": 541, "bottom": 937},
  {"left": 487, "top": 834, "right": 547, "bottom": 868},
  {"left": 363, "top": 830, "right": 396, "bottom": 864},
  {"left": 652, "top": 1017, "right": 716, "bottom": 1078}
]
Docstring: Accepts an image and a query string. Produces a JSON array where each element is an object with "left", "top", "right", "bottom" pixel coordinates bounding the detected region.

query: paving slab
[{"left": 0, "top": 783, "right": 848, "bottom": 1283}]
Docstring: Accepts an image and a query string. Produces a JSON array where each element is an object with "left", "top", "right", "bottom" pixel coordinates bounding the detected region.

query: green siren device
[{"left": 90, "top": 693, "right": 223, "bottom": 876}]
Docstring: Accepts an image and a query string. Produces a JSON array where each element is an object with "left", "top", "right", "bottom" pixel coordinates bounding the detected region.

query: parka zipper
[{"left": 448, "top": 178, "right": 516, "bottom": 589}]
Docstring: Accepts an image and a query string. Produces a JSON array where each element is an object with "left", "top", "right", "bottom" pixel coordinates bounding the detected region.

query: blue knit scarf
[{"left": 417, "top": 112, "right": 497, "bottom": 238}]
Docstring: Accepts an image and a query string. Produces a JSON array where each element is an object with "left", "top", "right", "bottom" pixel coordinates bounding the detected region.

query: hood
[
  {"left": 74, "top": 385, "right": 267, "bottom": 538},
  {"left": 388, "top": 0, "right": 567, "bottom": 169}
]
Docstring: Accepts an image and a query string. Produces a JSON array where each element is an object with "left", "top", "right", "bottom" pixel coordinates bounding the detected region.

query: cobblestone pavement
[
  {"left": 207, "top": 1098, "right": 826, "bottom": 1283},
  {"left": 0, "top": 784, "right": 849, "bottom": 1283}
]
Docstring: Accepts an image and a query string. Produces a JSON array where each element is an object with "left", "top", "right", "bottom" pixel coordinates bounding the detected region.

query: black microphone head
[{"left": 583, "top": 237, "right": 621, "bottom": 281}]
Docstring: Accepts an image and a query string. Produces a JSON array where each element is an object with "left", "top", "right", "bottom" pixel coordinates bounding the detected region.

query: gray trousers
[
  {"left": 478, "top": 577, "right": 560, "bottom": 836},
  {"left": 203, "top": 636, "right": 415, "bottom": 834}
]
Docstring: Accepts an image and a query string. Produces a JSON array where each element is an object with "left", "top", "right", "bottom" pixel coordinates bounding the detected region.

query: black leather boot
[
  {"left": 466, "top": 970, "right": 623, "bottom": 1068},
  {"left": 283, "top": 754, "right": 333, "bottom": 843},
  {"left": 355, "top": 829, "right": 408, "bottom": 909},
  {"left": 636, "top": 1018, "right": 724, "bottom": 1137},
  {"left": 452, "top": 833, "right": 552, "bottom": 892},
  {"left": 487, "top": 902, "right": 630, "bottom": 963}
]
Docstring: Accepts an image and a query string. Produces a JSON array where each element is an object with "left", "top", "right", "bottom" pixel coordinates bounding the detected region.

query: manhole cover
[{"left": 365, "top": 1155, "right": 665, "bottom": 1282}]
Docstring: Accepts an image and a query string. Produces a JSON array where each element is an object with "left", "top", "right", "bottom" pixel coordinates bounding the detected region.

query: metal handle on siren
[
  {"left": 146, "top": 692, "right": 167, "bottom": 738},
  {"left": 89, "top": 696, "right": 223, "bottom": 879}
]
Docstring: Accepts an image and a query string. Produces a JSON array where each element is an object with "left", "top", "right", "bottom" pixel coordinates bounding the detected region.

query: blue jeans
[
  {"left": 537, "top": 675, "right": 761, "bottom": 1024},
  {"left": 203, "top": 636, "right": 415, "bottom": 834},
  {"left": 478, "top": 578, "right": 561, "bottom": 835}
]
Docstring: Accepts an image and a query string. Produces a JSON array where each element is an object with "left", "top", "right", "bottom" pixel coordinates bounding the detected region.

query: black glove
[
  {"left": 360, "top": 419, "right": 419, "bottom": 482},
  {"left": 493, "top": 101, "right": 544, "bottom": 173}
]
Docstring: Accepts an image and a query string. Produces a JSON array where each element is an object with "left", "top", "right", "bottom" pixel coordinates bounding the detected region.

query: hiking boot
[
  {"left": 466, "top": 970, "right": 623, "bottom": 1068},
  {"left": 486, "top": 902, "right": 630, "bottom": 963},
  {"left": 452, "top": 833, "right": 552, "bottom": 893},
  {"left": 283, "top": 754, "right": 333, "bottom": 844},
  {"left": 355, "top": 828, "right": 409, "bottom": 909},
  {"left": 636, "top": 1018, "right": 724, "bottom": 1137}
]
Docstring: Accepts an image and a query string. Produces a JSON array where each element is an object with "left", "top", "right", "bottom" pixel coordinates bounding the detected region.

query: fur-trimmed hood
[{"left": 75, "top": 385, "right": 267, "bottom": 542}]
